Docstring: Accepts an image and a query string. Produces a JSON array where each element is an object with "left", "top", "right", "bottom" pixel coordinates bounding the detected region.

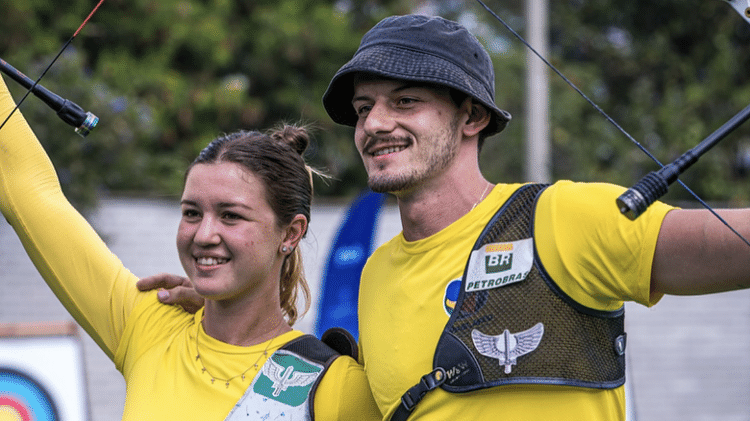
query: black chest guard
[{"left": 391, "top": 184, "right": 627, "bottom": 421}]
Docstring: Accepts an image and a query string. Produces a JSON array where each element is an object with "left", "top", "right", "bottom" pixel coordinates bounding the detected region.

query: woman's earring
[{"left": 281, "top": 246, "right": 288, "bottom": 253}]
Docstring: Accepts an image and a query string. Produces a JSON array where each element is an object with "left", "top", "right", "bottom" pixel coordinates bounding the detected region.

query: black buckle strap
[{"left": 390, "top": 368, "right": 446, "bottom": 421}]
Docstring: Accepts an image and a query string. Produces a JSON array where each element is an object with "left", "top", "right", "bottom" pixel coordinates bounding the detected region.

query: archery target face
[
  {"left": 0, "top": 368, "right": 58, "bottom": 421},
  {"left": 0, "top": 332, "right": 87, "bottom": 421}
]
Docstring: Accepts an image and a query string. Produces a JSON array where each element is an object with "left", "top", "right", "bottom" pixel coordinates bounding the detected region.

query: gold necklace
[
  {"left": 195, "top": 318, "right": 284, "bottom": 388},
  {"left": 471, "top": 182, "right": 492, "bottom": 211}
]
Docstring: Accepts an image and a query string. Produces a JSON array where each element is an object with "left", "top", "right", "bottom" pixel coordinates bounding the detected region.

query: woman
[{"left": 0, "top": 74, "right": 379, "bottom": 420}]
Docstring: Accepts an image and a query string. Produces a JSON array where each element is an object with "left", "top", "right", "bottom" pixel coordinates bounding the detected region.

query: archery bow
[
  {"left": 0, "top": 0, "right": 105, "bottom": 137},
  {"left": 475, "top": 0, "right": 750, "bottom": 247}
]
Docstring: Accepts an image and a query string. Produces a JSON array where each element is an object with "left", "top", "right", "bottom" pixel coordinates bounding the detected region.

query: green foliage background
[{"left": 1, "top": 0, "right": 749, "bottom": 209}]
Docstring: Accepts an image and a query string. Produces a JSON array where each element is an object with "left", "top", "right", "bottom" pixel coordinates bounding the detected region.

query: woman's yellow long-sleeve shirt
[{"left": 0, "top": 76, "right": 380, "bottom": 420}]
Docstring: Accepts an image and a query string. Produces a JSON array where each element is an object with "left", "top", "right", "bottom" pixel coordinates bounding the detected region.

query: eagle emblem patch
[{"left": 471, "top": 323, "right": 544, "bottom": 374}]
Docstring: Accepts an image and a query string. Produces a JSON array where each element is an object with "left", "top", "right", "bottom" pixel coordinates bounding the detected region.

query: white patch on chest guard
[{"left": 465, "top": 238, "right": 534, "bottom": 292}]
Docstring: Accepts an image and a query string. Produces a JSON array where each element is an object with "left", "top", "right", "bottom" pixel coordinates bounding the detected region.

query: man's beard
[
  {"left": 366, "top": 117, "right": 460, "bottom": 194},
  {"left": 367, "top": 171, "right": 419, "bottom": 193}
]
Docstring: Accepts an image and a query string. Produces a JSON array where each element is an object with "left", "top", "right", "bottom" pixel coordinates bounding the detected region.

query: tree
[
  {"left": 3, "top": 0, "right": 748, "bottom": 207},
  {"left": 0, "top": 0, "right": 410, "bottom": 208},
  {"left": 472, "top": 0, "right": 750, "bottom": 204}
]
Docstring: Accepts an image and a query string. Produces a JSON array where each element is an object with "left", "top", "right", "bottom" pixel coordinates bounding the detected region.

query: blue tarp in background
[{"left": 315, "top": 190, "right": 386, "bottom": 340}]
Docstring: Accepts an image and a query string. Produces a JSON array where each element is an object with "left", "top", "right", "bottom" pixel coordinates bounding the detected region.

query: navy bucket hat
[{"left": 323, "top": 14, "right": 511, "bottom": 135}]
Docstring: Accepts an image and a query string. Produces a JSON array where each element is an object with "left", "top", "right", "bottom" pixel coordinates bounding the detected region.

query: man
[{"left": 143, "top": 14, "right": 750, "bottom": 420}]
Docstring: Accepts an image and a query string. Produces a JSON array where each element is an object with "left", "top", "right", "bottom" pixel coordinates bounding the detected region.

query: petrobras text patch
[{"left": 465, "top": 238, "right": 533, "bottom": 292}]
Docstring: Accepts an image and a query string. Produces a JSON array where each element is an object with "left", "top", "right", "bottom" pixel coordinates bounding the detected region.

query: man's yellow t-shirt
[{"left": 359, "top": 182, "right": 672, "bottom": 420}]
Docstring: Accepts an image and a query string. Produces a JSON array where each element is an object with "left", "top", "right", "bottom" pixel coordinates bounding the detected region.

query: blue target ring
[{"left": 0, "top": 367, "right": 59, "bottom": 421}]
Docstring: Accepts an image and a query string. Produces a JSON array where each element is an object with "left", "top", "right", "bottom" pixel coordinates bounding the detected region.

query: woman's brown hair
[{"left": 187, "top": 124, "right": 318, "bottom": 325}]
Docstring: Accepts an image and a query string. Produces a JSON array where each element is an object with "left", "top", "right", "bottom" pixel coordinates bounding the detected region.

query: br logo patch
[{"left": 465, "top": 239, "right": 534, "bottom": 292}]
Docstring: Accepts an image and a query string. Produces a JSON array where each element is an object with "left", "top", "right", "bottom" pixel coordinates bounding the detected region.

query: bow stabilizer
[
  {"left": 0, "top": 58, "right": 99, "bottom": 137},
  {"left": 473, "top": 0, "right": 750, "bottom": 248},
  {"left": 0, "top": 0, "right": 105, "bottom": 138},
  {"left": 616, "top": 2, "right": 750, "bottom": 221}
]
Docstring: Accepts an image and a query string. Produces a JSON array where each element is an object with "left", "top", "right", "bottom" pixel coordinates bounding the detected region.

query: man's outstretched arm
[{"left": 652, "top": 208, "right": 750, "bottom": 297}]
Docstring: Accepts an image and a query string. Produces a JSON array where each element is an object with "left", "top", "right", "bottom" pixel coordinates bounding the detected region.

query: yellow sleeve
[
  {"left": 313, "top": 355, "right": 381, "bottom": 421},
  {"left": 534, "top": 180, "right": 673, "bottom": 310},
  {"left": 0, "top": 75, "right": 141, "bottom": 359}
]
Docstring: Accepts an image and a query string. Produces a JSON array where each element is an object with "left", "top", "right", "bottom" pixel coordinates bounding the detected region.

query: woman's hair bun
[{"left": 270, "top": 124, "right": 309, "bottom": 156}]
